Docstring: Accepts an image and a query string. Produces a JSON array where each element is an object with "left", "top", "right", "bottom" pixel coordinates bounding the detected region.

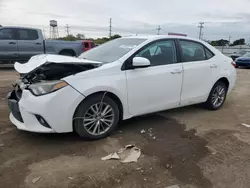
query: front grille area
[
  {"left": 8, "top": 90, "right": 24, "bottom": 123},
  {"left": 11, "top": 106, "right": 24, "bottom": 123}
]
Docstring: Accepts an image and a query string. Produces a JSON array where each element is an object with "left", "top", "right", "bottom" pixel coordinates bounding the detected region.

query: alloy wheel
[
  {"left": 83, "top": 102, "right": 115, "bottom": 136},
  {"left": 211, "top": 85, "right": 226, "bottom": 107}
]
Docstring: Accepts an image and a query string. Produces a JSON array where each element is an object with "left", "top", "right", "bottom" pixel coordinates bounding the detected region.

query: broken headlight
[{"left": 28, "top": 81, "right": 68, "bottom": 96}]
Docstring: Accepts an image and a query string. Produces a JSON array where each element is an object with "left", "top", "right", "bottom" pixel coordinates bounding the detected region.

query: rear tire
[
  {"left": 204, "top": 81, "right": 228, "bottom": 110},
  {"left": 74, "top": 94, "right": 119, "bottom": 140}
]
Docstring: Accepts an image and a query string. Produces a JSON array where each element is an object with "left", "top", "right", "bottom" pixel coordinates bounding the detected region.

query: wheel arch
[
  {"left": 205, "top": 77, "right": 230, "bottom": 102},
  {"left": 59, "top": 49, "right": 76, "bottom": 56},
  {"left": 215, "top": 77, "right": 230, "bottom": 89},
  {"left": 73, "top": 91, "right": 124, "bottom": 122}
]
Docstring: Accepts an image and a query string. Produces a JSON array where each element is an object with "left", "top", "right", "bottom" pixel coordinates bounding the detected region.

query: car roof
[
  {"left": 123, "top": 35, "right": 202, "bottom": 42},
  {"left": 1, "top": 26, "right": 39, "bottom": 30}
]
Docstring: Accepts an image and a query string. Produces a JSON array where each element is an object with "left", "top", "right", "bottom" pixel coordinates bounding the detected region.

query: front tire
[
  {"left": 74, "top": 94, "right": 119, "bottom": 140},
  {"left": 204, "top": 81, "right": 228, "bottom": 110}
]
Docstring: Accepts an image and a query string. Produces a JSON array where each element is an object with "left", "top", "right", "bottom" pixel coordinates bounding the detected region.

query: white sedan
[{"left": 8, "top": 35, "right": 236, "bottom": 140}]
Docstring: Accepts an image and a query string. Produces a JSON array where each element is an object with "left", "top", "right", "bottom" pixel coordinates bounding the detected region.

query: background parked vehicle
[
  {"left": 230, "top": 51, "right": 247, "bottom": 61},
  {"left": 82, "top": 40, "right": 95, "bottom": 51},
  {"left": 235, "top": 52, "right": 250, "bottom": 68},
  {"left": 0, "top": 26, "right": 95, "bottom": 64}
]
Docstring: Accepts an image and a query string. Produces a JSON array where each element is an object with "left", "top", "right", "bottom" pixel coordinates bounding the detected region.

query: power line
[
  {"left": 198, "top": 22, "right": 205, "bottom": 40},
  {"left": 156, "top": 25, "right": 161, "bottom": 35},
  {"left": 65, "top": 24, "right": 70, "bottom": 36},
  {"left": 109, "top": 18, "right": 112, "bottom": 38}
]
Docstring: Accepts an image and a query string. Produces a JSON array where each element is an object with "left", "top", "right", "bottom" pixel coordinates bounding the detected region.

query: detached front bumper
[{"left": 8, "top": 85, "right": 85, "bottom": 133}]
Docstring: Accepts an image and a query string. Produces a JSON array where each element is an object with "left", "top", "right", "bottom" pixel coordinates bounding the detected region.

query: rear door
[
  {"left": 0, "top": 28, "right": 18, "bottom": 62},
  {"left": 17, "top": 29, "right": 44, "bottom": 61},
  {"left": 179, "top": 39, "right": 219, "bottom": 106}
]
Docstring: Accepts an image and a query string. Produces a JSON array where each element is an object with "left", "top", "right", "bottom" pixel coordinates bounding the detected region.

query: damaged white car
[{"left": 8, "top": 36, "right": 236, "bottom": 140}]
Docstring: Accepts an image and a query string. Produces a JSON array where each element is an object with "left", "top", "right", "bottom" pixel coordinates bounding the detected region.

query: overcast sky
[{"left": 1, "top": 0, "right": 250, "bottom": 41}]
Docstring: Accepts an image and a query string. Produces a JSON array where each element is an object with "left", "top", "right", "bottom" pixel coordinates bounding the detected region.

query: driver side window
[{"left": 136, "top": 40, "right": 177, "bottom": 66}]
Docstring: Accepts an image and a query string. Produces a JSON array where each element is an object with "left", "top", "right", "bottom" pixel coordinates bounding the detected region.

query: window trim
[
  {"left": 177, "top": 39, "right": 215, "bottom": 63},
  {"left": 0, "top": 28, "right": 18, "bottom": 40},
  {"left": 122, "top": 39, "right": 180, "bottom": 70},
  {"left": 204, "top": 47, "right": 214, "bottom": 60},
  {"left": 17, "top": 28, "right": 39, "bottom": 41}
]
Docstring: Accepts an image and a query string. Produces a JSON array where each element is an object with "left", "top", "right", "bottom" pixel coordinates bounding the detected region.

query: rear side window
[
  {"left": 18, "top": 29, "right": 39, "bottom": 40},
  {"left": 205, "top": 48, "right": 214, "bottom": 59},
  {"left": 84, "top": 42, "right": 89, "bottom": 48},
  {"left": 90, "top": 42, "right": 95, "bottom": 48},
  {"left": 180, "top": 40, "right": 206, "bottom": 62},
  {"left": 0, "top": 28, "right": 16, "bottom": 40}
]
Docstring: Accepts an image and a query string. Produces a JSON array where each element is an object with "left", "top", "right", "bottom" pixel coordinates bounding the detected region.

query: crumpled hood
[{"left": 14, "top": 54, "right": 102, "bottom": 74}]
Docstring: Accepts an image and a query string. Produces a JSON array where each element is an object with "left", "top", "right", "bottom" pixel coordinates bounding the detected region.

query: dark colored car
[
  {"left": 235, "top": 52, "right": 250, "bottom": 68},
  {"left": 230, "top": 51, "right": 247, "bottom": 61}
]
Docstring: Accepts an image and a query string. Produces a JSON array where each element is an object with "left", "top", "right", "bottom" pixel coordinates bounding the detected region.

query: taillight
[
  {"left": 82, "top": 42, "right": 85, "bottom": 52},
  {"left": 231, "top": 61, "right": 236, "bottom": 68}
]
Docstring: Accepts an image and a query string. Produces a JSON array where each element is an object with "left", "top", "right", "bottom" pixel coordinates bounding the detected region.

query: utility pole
[
  {"left": 109, "top": 18, "right": 112, "bottom": 38},
  {"left": 228, "top": 35, "right": 232, "bottom": 45},
  {"left": 156, "top": 25, "right": 161, "bottom": 35},
  {"left": 198, "top": 22, "right": 205, "bottom": 40},
  {"left": 43, "top": 29, "right": 46, "bottom": 39},
  {"left": 65, "top": 24, "right": 70, "bottom": 36}
]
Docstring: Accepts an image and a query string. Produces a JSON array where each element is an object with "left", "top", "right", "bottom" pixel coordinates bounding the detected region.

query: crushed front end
[{"left": 7, "top": 61, "right": 97, "bottom": 133}]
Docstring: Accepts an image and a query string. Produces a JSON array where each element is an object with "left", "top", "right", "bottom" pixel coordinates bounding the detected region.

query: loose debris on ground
[
  {"left": 32, "top": 176, "right": 41, "bottom": 184},
  {"left": 101, "top": 144, "right": 141, "bottom": 163}
]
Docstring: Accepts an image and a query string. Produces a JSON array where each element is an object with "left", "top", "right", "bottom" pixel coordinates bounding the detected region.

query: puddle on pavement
[{"left": 118, "top": 114, "right": 212, "bottom": 188}]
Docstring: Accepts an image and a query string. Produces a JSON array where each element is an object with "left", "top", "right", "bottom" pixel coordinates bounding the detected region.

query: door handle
[
  {"left": 35, "top": 42, "right": 42, "bottom": 45},
  {"left": 9, "top": 42, "right": 16, "bottom": 44},
  {"left": 210, "top": 64, "right": 218, "bottom": 68},
  {"left": 171, "top": 69, "right": 183, "bottom": 74}
]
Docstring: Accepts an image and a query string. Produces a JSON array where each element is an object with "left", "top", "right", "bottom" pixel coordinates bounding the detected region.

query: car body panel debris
[
  {"left": 101, "top": 145, "right": 141, "bottom": 163},
  {"left": 101, "top": 152, "right": 120, "bottom": 161},
  {"left": 32, "top": 176, "right": 41, "bottom": 184},
  {"left": 241, "top": 123, "right": 250, "bottom": 128}
]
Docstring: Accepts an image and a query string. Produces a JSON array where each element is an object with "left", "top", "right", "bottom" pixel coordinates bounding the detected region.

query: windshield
[
  {"left": 242, "top": 52, "right": 250, "bottom": 57},
  {"left": 79, "top": 38, "right": 146, "bottom": 63}
]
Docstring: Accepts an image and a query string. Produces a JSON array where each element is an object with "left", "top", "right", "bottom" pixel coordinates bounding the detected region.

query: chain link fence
[{"left": 215, "top": 46, "right": 250, "bottom": 57}]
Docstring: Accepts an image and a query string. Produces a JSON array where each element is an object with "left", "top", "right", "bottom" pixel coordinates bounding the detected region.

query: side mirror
[{"left": 132, "top": 57, "right": 150, "bottom": 68}]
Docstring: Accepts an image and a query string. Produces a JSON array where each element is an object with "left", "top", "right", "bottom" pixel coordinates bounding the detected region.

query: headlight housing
[{"left": 28, "top": 80, "right": 68, "bottom": 96}]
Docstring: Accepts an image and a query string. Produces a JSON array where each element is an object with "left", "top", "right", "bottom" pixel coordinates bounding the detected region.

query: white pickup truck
[{"left": 0, "top": 26, "right": 95, "bottom": 64}]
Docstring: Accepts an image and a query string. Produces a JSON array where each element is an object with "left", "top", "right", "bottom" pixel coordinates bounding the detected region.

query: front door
[
  {"left": 125, "top": 39, "right": 183, "bottom": 116},
  {"left": 0, "top": 28, "right": 18, "bottom": 62},
  {"left": 17, "top": 28, "right": 44, "bottom": 62},
  {"left": 179, "top": 39, "right": 219, "bottom": 106}
]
